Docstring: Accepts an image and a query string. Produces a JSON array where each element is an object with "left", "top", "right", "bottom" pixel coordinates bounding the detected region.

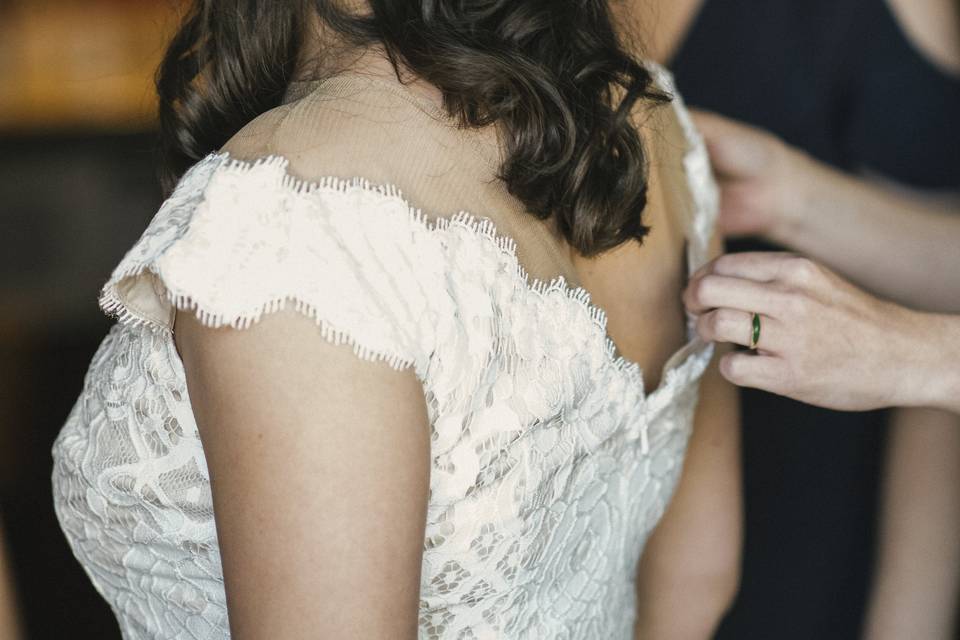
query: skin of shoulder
[{"left": 886, "top": 0, "right": 960, "bottom": 75}]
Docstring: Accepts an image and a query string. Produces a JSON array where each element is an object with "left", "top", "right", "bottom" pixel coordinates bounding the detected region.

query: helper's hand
[
  {"left": 683, "top": 252, "right": 951, "bottom": 412},
  {"left": 690, "top": 110, "right": 827, "bottom": 243}
]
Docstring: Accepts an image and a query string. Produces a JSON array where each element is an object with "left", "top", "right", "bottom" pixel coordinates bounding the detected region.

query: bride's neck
[{"left": 294, "top": 7, "right": 445, "bottom": 112}]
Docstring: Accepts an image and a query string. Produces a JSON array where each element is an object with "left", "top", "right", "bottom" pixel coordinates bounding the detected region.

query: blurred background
[{"left": 1, "top": 1, "right": 184, "bottom": 636}]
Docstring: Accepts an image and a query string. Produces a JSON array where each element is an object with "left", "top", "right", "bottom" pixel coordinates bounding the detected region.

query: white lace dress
[{"left": 52, "top": 69, "right": 719, "bottom": 639}]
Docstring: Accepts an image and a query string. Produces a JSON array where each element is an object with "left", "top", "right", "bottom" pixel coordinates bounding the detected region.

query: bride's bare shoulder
[{"left": 887, "top": 0, "right": 960, "bottom": 76}]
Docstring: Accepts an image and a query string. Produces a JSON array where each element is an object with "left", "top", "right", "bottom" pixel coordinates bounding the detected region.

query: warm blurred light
[{"left": 0, "top": 0, "right": 188, "bottom": 132}]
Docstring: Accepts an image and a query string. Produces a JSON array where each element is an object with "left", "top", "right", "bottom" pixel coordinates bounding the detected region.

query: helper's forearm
[
  {"left": 773, "top": 159, "right": 960, "bottom": 313},
  {"left": 864, "top": 409, "right": 960, "bottom": 640}
]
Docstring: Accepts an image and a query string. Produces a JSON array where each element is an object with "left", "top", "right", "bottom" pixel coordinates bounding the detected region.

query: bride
[{"left": 52, "top": 0, "right": 741, "bottom": 637}]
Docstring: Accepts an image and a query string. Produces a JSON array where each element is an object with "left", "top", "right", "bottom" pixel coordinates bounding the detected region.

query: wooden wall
[{"left": 0, "top": 0, "right": 186, "bottom": 132}]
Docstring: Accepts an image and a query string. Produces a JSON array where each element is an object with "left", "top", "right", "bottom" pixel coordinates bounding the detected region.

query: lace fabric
[{"left": 52, "top": 64, "right": 718, "bottom": 639}]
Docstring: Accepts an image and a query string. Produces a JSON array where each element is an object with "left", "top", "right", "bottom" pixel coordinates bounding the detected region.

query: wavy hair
[{"left": 156, "top": 0, "right": 668, "bottom": 256}]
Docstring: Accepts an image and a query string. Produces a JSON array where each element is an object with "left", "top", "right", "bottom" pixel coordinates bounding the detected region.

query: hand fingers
[
  {"left": 718, "top": 352, "right": 787, "bottom": 393},
  {"left": 695, "top": 309, "right": 782, "bottom": 352},
  {"left": 692, "top": 252, "right": 798, "bottom": 283},
  {"left": 683, "top": 273, "right": 788, "bottom": 316},
  {"left": 690, "top": 110, "right": 779, "bottom": 180}
]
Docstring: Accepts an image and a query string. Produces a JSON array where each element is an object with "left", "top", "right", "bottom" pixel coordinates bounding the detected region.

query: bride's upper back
[{"left": 220, "top": 51, "right": 705, "bottom": 392}]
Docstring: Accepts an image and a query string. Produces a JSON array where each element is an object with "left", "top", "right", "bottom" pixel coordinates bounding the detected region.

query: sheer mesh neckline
[
  {"left": 284, "top": 70, "right": 504, "bottom": 179},
  {"left": 285, "top": 70, "right": 451, "bottom": 120}
]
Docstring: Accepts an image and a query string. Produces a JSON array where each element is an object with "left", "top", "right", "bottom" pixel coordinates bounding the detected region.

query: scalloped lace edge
[{"left": 100, "top": 149, "right": 713, "bottom": 422}]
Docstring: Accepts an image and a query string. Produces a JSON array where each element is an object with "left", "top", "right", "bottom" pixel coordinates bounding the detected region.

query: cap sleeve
[{"left": 100, "top": 153, "right": 446, "bottom": 373}]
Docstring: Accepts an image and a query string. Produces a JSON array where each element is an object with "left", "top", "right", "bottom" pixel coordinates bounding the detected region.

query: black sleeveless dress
[{"left": 670, "top": 1, "right": 960, "bottom": 638}]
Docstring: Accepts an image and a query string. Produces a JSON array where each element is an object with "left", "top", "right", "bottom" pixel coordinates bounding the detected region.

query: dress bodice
[{"left": 52, "top": 65, "right": 718, "bottom": 639}]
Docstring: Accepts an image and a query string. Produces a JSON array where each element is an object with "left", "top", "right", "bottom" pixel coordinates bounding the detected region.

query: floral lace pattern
[{"left": 53, "top": 66, "right": 718, "bottom": 639}]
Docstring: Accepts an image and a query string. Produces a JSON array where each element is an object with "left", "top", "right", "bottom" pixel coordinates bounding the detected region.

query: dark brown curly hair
[{"left": 156, "top": 0, "right": 669, "bottom": 256}]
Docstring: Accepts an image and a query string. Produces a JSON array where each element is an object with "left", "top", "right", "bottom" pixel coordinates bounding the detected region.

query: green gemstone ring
[{"left": 749, "top": 313, "right": 761, "bottom": 350}]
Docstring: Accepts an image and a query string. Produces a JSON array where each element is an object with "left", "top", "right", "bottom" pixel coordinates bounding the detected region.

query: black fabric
[{"left": 670, "top": 1, "right": 960, "bottom": 638}]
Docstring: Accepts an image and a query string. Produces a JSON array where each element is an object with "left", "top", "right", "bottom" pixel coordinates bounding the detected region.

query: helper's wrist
[
  {"left": 766, "top": 146, "right": 825, "bottom": 247},
  {"left": 930, "top": 316, "right": 960, "bottom": 413},
  {"left": 897, "top": 311, "right": 960, "bottom": 412}
]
